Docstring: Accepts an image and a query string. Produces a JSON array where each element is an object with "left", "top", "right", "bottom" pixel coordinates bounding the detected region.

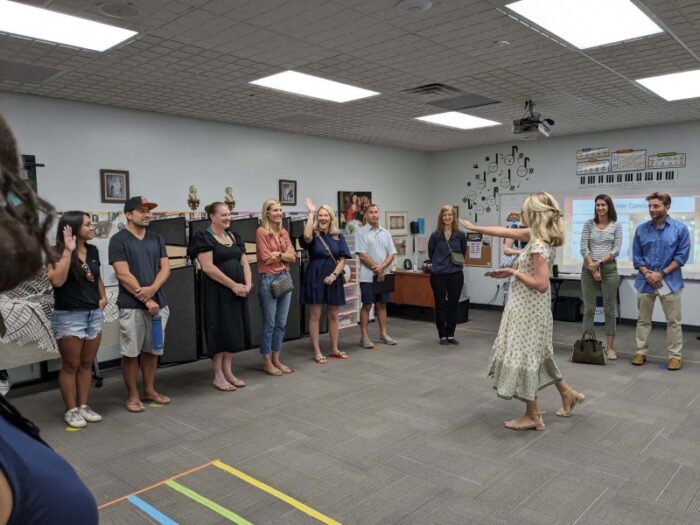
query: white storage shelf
[{"left": 338, "top": 258, "right": 360, "bottom": 330}]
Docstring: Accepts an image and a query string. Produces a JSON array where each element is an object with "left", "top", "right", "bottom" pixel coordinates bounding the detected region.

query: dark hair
[
  {"left": 0, "top": 395, "right": 47, "bottom": 446},
  {"left": 205, "top": 201, "right": 228, "bottom": 221},
  {"left": 646, "top": 192, "right": 671, "bottom": 207},
  {"left": 593, "top": 194, "right": 617, "bottom": 223},
  {"left": 55, "top": 211, "right": 89, "bottom": 280},
  {"left": 0, "top": 113, "right": 56, "bottom": 292}
]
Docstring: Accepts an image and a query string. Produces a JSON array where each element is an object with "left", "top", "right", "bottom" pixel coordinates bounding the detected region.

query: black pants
[{"left": 430, "top": 271, "right": 464, "bottom": 338}]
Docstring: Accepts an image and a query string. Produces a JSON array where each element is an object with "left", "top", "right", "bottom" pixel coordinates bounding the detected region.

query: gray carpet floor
[{"left": 9, "top": 310, "right": 700, "bottom": 525}]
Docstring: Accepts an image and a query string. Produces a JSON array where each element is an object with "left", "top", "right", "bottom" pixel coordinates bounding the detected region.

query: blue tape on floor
[{"left": 127, "top": 495, "right": 179, "bottom": 525}]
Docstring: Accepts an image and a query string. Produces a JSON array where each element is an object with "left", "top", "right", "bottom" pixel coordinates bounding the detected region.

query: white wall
[
  {"left": 429, "top": 121, "right": 700, "bottom": 325},
  {"left": 0, "top": 92, "right": 429, "bottom": 216}
]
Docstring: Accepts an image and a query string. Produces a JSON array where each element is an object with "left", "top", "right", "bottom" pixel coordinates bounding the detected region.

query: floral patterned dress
[{"left": 488, "top": 240, "right": 562, "bottom": 402}]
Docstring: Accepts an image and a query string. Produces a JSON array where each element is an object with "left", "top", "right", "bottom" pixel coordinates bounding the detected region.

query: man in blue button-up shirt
[{"left": 631, "top": 192, "right": 690, "bottom": 370}]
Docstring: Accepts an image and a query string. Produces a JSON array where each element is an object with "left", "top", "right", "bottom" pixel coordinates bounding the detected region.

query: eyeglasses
[{"left": 81, "top": 262, "right": 95, "bottom": 282}]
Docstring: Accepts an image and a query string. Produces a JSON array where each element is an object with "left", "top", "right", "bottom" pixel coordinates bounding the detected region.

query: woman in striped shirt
[{"left": 580, "top": 194, "right": 623, "bottom": 360}]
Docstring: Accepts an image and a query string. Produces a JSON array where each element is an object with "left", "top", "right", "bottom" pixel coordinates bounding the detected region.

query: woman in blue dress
[{"left": 301, "top": 197, "right": 352, "bottom": 363}]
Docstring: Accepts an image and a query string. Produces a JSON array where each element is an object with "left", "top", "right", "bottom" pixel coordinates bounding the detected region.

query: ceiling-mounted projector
[{"left": 513, "top": 100, "right": 554, "bottom": 139}]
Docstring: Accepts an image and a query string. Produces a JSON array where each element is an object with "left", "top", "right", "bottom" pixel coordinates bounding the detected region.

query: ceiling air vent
[{"left": 401, "top": 83, "right": 462, "bottom": 102}]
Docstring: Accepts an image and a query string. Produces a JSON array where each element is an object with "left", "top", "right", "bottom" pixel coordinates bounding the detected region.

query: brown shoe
[
  {"left": 667, "top": 357, "right": 682, "bottom": 371},
  {"left": 631, "top": 353, "right": 646, "bottom": 366}
]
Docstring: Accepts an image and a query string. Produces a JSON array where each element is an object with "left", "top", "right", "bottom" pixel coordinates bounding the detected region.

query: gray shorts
[{"left": 118, "top": 306, "right": 170, "bottom": 357}]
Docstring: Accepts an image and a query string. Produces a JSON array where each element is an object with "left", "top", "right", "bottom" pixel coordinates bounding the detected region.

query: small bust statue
[
  {"left": 187, "top": 185, "right": 200, "bottom": 211},
  {"left": 224, "top": 186, "right": 236, "bottom": 211}
]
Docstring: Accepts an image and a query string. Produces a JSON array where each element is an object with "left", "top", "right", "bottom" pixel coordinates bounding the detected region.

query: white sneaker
[
  {"left": 64, "top": 408, "right": 87, "bottom": 428},
  {"left": 78, "top": 405, "right": 103, "bottom": 423}
]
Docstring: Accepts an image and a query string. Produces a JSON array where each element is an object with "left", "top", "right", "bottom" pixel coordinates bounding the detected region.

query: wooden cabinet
[{"left": 391, "top": 270, "right": 434, "bottom": 308}]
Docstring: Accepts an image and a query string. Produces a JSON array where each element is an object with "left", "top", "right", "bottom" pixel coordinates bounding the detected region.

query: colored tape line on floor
[
  {"left": 127, "top": 495, "right": 179, "bottom": 525},
  {"left": 165, "top": 480, "right": 254, "bottom": 525},
  {"left": 212, "top": 460, "right": 342, "bottom": 525}
]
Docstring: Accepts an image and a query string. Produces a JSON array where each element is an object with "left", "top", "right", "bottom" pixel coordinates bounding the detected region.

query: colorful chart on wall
[
  {"left": 611, "top": 149, "right": 647, "bottom": 172},
  {"left": 648, "top": 152, "right": 686, "bottom": 169}
]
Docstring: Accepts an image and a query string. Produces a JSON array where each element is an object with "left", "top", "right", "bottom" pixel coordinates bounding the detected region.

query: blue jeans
[{"left": 258, "top": 272, "right": 292, "bottom": 355}]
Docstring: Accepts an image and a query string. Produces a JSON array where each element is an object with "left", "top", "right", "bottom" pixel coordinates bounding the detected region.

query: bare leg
[
  {"left": 212, "top": 352, "right": 234, "bottom": 389},
  {"left": 141, "top": 352, "right": 169, "bottom": 403},
  {"left": 376, "top": 303, "right": 389, "bottom": 338},
  {"left": 607, "top": 335, "right": 615, "bottom": 352},
  {"left": 76, "top": 334, "right": 101, "bottom": 407},
  {"left": 222, "top": 352, "right": 245, "bottom": 387},
  {"left": 57, "top": 337, "right": 82, "bottom": 411},
  {"left": 555, "top": 380, "right": 585, "bottom": 417},
  {"left": 309, "top": 305, "right": 323, "bottom": 360},
  {"left": 121, "top": 356, "right": 141, "bottom": 407},
  {"left": 328, "top": 306, "right": 340, "bottom": 354},
  {"left": 359, "top": 304, "right": 372, "bottom": 340},
  {"left": 504, "top": 400, "right": 545, "bottom": 430}
]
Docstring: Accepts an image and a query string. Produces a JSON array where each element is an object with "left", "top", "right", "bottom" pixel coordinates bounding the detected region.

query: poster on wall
[
  {"left": 611, "top": 149, "right": 646, "bottom": 172},
  {"left": 576, "top": 159, "right": 610, "bottom": 175},
  {"left": 337, "top": 191, "right": 372, "bottom": 229},
  {"left": 648, "top": 152, "right": 686, "bottom": 169},
  {"left": 576, "top": 147, "right": 610, "bottom": 161}
]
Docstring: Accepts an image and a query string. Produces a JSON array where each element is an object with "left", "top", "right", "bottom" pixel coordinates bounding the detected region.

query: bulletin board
[{"left": 465, "top": 232, "right": 492, "bottom": 267}]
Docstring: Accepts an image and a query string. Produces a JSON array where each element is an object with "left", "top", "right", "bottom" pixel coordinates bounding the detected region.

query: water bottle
[{"left": 151, "top": 315, "right": 164, "bottom": 351}]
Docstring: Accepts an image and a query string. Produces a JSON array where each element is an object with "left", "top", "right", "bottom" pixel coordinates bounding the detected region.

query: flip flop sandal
[
  {"left": 278, "top": 365, "right": 293, "bottom": 374},
  {"left": 329, "top": 351, "right": 349, "bottom": 359},
  {"left": 124, "top": 400, "right": 145, "bottom": 413},
  {"left": 213, "top": 382, "right": 237, "bottom": 391},
  {"left": 230, "top": 378, "right": 246, "bottom": 387},
  {"left": 262, "top": 367, "right": 283, "bottom": 376},
  {"left": 144, "top": 395, "right": 171, "bottom": 405},
  {"left": 313, "top": 355, "right": 327, "bottom": 364}
]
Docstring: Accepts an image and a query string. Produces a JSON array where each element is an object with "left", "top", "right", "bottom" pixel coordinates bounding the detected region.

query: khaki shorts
[{"left": 118, "top": 306, "right": 170, "bottom": 357}]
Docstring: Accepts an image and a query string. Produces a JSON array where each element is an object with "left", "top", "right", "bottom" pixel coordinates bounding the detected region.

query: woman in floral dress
[{"left": 461, "top": 192, "right": 585, "bottom": 431}]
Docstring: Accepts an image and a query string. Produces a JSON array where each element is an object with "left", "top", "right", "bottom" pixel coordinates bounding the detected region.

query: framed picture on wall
[
  {"left": 338, "top": 191, "right": 372, "bottom": 227},
  {"left": 386, "top": 211, "right": 408, "bottom": 235},
  {"left": 279, "top": 179, "right": 297, "bottom": 206},
  {"left": 100, "top": 169, "right": 130, "bottom": 204}
]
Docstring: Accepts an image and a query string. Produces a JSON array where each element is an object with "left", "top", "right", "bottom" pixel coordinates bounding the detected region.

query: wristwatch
[{"left": 661, "top": 269, "right": 667, "bottom": 276}]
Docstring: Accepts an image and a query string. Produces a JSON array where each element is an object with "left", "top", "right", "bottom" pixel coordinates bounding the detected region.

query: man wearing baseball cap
[{"left": 109, "top": 196, "right": 171, "bottom": 412}]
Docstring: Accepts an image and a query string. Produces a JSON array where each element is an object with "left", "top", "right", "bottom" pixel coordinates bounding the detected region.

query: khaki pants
[{"left": 635, "top": 292, "right": 682, "bottom": 358}]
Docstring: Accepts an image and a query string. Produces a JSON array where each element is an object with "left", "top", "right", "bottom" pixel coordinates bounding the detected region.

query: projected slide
[{"left": 562, "top": 194, "right": 698, "bottom": 275}]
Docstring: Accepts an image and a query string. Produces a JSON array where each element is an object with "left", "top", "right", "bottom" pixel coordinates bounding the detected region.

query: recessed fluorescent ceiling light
[
  {"left": 415, "top": 112, "right": 501, "bottom": 130},
  {"left": 0, "top": 0, "right": 137, "bottom": 52},
  {"left": 637, "top": 69, "right": 700, "bottom": 101},
  {"left": 505, "top": 0, "right": 662, "bottom": 49},
  {"left": 250, "top": 71, "right": 379, "bottom": 103}
]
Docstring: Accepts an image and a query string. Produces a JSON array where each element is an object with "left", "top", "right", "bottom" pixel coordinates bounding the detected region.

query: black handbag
[
  {"left": 572, "top": 329, "right": 607, "bottom": 365},
  {"left": 270, "top": 273, "right": 294, "bottom": 298},
  {"left": 373, "top": 273, "right": 395, "bottom": 294}
]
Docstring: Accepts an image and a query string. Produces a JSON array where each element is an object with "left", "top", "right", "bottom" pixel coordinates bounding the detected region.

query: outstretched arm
[{"left": 460, "top": 219, "right": 530, "bottom": 242}]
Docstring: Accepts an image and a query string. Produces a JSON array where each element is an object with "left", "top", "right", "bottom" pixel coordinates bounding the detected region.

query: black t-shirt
[
  {"left": 53, "top": 244, "right": 101, "bottom": 311},
  {"left": 108, "top": 229, "right": 168, "bottom": 309}
]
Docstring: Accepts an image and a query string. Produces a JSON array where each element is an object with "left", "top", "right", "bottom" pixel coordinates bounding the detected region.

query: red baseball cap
[{"left": 124, "top": 196, "right": 158, "bottom": 212}]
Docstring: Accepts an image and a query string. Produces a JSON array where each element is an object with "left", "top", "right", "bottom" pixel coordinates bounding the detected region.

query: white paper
[{"left": 656, "top": 279, "right": 673, "bottom": 296}]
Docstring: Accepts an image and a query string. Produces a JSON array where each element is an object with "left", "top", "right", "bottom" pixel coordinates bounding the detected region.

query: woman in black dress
[
  {"left": 189, "top": 202, "right": 252, "bottom": 391},
  {"left": 301, "top": 198, "right": 352, "bottom": 364}
]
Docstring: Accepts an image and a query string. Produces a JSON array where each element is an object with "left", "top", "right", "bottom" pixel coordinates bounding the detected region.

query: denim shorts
[{"left": 52, "top": 309, "right": 104, "bottom": 341}]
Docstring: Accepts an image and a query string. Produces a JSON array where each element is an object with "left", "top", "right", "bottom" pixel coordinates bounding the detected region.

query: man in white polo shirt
[{"left": 356, "top": 204, "right": 397, "bottom": 349}]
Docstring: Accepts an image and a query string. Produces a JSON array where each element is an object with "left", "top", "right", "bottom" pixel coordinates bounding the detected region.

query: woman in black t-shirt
[{"left": 47, "top": 212, "right": 107, "bottom": 429}]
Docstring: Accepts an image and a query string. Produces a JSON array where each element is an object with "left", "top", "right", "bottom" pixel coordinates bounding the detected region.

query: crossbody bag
[
  {"left": 444, "top": 233, "right": 465, "bottom": 266},
  {"left": 316, "top": 234, "right": 346, "bottom": 284}
]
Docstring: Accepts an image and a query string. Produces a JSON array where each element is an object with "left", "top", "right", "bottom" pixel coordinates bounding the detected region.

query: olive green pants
[{"left": 580, "top": 262, "right": 618, "bottom": 336}]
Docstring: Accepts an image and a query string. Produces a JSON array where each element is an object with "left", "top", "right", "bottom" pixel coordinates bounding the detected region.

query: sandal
[
  {"left": 556, "top": 390, "right": 585, "bottom": 417},
  {"left": 262, "top": 367, "right": 283, "bottom": 376},
  {"left": 329, "top": 351, "right": 349, "bottom": 359},
  {"left": 213, "top": 381, "right": 237, "bottom": 391},
  {"left": 313, "top": 355, "right": 327, "bottom": 364},
  {"left": 504, "top": 412, "right": 545, "bottom": 431},
  {"left": 124, "top": 400, "right": 145, "bottom": 413},
  {"left": 276, "top": 364, "right": 293, "bottom": 374},
  {"left": 229, "top": 378, "right": 246, "bottom": 388},
  {"left": 144, "top": 394, "right": 171, "bottom": 405}
]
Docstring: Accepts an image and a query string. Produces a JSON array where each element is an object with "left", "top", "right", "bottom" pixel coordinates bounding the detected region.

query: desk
[{"left": 391, "top": 270, "right": 434, "bottom": 308}]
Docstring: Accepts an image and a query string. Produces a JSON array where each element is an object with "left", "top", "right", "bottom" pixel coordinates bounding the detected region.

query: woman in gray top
[{"left": 580, "top": 194, "right": 623, "bottom": 360}]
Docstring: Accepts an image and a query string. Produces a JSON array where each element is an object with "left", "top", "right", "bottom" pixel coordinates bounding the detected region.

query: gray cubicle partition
[{"left": 160, "top": 265, "right": 198, "bottom": 364}]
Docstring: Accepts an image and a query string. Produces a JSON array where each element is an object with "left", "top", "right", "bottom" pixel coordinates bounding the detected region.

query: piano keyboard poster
[{"left": 576, "top": 148, "right": 686, "bottom": 189}]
